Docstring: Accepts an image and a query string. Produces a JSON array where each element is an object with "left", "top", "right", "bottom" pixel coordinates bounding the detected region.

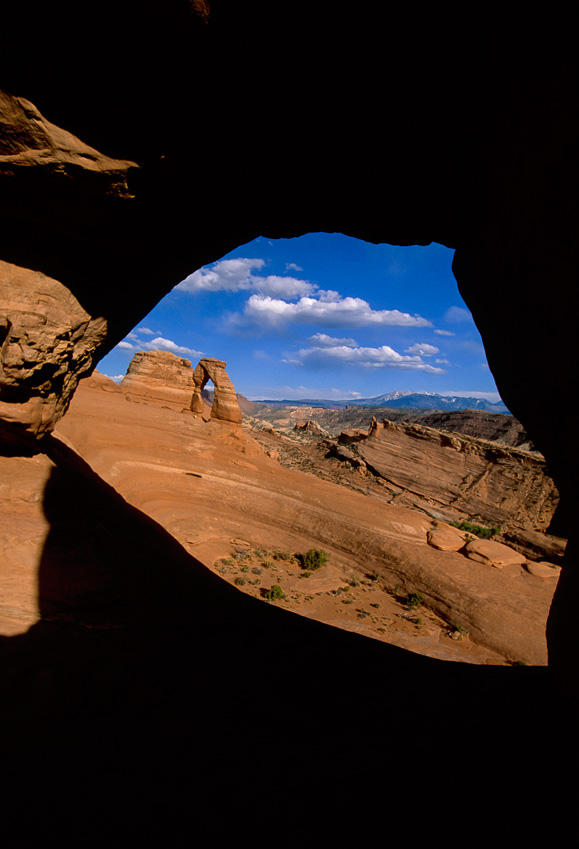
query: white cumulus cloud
[
  {"left": 405, "top": 342, "right": 440, "bottom": 356},
  {"left": 238, "top": 293, "right": 432, "bottom": 330},
  {"left": 144, "top": 336, "right": 204, "bottom": 358},
  {"left": 308, "top": 332, "right": 358, "bottom": 347},
  {"left": 177, "top": 257, "right": 316, "bottom": 299},
  {"left": 115, "top": 331, "right": 203, "bottom": 359},
  {"left": 287, "top": 343, "right": 446, "bottom": 373}
]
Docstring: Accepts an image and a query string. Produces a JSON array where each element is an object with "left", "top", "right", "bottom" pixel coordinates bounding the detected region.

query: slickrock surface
[
  {"left": 120, "top": 350, "right": 195, "bottom": 410},
  {"left": 16, "top": 374, "right": 557, "bottom": 667}
]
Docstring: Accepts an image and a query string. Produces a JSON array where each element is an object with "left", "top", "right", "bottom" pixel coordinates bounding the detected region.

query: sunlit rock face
[
  {"left": 120, "top": 350, "right": 195, "bottom": 410},
  {"left": 191, "top": 357, "right": 242, "bottom": 425},
  {"left": 0, "top": 260, "right": 107, "bottom": 445}
]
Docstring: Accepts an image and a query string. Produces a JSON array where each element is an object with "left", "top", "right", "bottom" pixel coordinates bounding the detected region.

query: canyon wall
[{"left": 345, "top": 419, "right": 559, "bottom": 536}]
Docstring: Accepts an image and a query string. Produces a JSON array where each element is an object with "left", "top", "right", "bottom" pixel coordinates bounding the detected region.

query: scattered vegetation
[
  {"left": 216, "top": 544, "right": 479, "bottom": 658},
  {"left": 450, "top": 520, "right": 501, "bottom": 540}
]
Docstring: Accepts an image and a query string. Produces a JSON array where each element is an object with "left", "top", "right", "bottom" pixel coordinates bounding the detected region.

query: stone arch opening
[
  {"left": 190, "top": 357, "right": 242, "bottom": 424},
  {"left": 1, "top": 8, "right": 579, "bottom": 843},
  {"left": 84, "top": 232, "right": 560, "bottom": 668}
]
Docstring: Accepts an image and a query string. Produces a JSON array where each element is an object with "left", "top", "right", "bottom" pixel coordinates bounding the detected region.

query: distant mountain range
[{"left": 254, "top": 390, "right": 510, "bottom": 414}]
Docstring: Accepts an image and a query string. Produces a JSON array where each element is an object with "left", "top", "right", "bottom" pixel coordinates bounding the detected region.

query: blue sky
[{"left": 99, "top": 233, "right": 502, "bottom": 402}]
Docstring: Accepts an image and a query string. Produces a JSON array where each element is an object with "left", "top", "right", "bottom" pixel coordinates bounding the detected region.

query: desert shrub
[
  {"left": 216, "top": 557, "right": 235, "bottom": 567},
  {"left": 234, "top": 577, "right": 246, "bottom": 586},
  {"left": 406, "top": 592, "right": 424, "bottom": 610},
  {"left": 273, "top": 550, "right": 292, "bottom": 561},
  {"left": 297, "top": 549, "right": 329, "bottom": 571},
  {"left": 450, "top": 521, "right": 501, "bottom": 539},
  {"left": 264, "top": 584, "right": 285, "bottom": 601}
]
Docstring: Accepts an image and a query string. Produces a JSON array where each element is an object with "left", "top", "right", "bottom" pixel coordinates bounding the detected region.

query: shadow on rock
[{"left": 0, "top": 437, "right": 575, "bottom": 847}]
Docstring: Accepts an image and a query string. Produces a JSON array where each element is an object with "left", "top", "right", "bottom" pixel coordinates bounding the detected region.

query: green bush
[
  {"left": 264, "top": 584, "right": 285, "bottom": 601},
  {"left": 406, "top": 592, "right": 424, "bottom": 610},
  {"left": 299, "top": 549, "right": 329, "bottom": 571},
  {"left": 450, "top": 520, "right": 501, "bottom": 539}
]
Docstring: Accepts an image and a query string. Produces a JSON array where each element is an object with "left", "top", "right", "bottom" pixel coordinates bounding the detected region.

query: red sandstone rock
[
  {"left": 525, "top": 561, "right": 562, "bottom": 578},
  {"left": 464, "top": 538, "right": 527, "bottom": 569},
  {"left": 355, "top": 418, "right": 558, "bottom": 535},
  {"left": 120, "top": 350, "right": 195, "bottom": 410},
  {"left": 0, "top": 259, "right": 108, "bottom": 443},
  {"left": 427, "top": 525, "right": 468, "bottom": 551},
  {"left": 191, "top": 357, "right": 242, "bottom": 425}
]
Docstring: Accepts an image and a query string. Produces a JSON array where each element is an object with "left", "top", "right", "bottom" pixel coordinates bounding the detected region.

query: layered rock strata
[
  {"left": 191, "top": 357, "right": 242, "bottom": 425},
  {"left": 120, "top": 350, "right": 195, "bottom": 410},
  {"left": 344, "top": 418, "right": 559, "bottom": 535}
]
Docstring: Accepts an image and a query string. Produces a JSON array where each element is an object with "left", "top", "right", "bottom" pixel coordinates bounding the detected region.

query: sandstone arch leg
[{"left": 191, "top": 358, "right": 242, "bottom": 425}]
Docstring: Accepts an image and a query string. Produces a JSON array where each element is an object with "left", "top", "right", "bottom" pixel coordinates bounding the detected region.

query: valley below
[{"left": 1, "top": 365, "right": 563, "bottom": 666}]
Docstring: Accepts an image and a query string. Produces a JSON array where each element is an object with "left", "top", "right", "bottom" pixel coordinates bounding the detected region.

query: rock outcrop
[
  {"left": 191, "top": 358, "right": 242, "bottom": 425},
  {"left": 293, "top": 419, "right": 328, "bottom": 437},
  {"left": 0, "top": 259, "right": 107, "bottom": 445},
  {"left": 346, "top": 418, "right": 559, "bottom": 535},
  {"left": 120, "top": 350, "right": 194, "bottom": 410}
]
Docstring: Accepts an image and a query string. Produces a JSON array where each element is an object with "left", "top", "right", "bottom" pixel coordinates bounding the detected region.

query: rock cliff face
[
  {"left": 120, "top": 350, "right": 195, "bottom": 410},
  {"left": 191, "top": 357, "right": 242, "bottom": 424},
  {"left": 349, "top": 418, "right": 558, "bottom": 534}
]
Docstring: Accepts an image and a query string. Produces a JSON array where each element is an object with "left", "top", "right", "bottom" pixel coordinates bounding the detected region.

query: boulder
[
  {"left": 464, "top": 538, "right": 527, "bottom": 569},
  {"left": 294, "top": 419, "right": 328, "bottom": 437},
  {"left": 427, "top": 525, "right": 468, "bottom": 552},
  {"left": 525, "top": 561, "right": 562, "bottom": 578}
]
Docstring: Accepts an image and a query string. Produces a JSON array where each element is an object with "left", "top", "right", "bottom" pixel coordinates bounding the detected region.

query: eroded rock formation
[
  {"left": 191, "top": 357, "right": 242, "bottom": 424},
  {"left": 349, "top": 418, "right": 559, "bottom": 535},
  {"left": 120, "top": 350, "right": 195, "bottom": 410},
  {"left": 0, "top": 259, "right": 107, "bottom": 444}
]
